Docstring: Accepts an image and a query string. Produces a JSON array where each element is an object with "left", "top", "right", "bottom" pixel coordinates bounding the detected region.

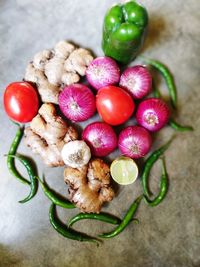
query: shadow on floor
[
  {"left": 141, "top": 14, "right": 166, "bottom": 53},
  {"left": 0, "top": 244, "right": 23, "bottom": 267}
]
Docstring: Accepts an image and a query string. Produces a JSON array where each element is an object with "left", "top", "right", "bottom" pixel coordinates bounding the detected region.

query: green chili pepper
[
  {"left": 102, "top": 1, "right": 148, "bottom": 64},
  {"left": 9, "top": 155, "right": 38, "bottom": 203},
  {"left": 142, "top": 139, "right": 173, "bottom": 198},
  {"left": 141, "top": 57, "right": 177, "bottom": 109},
  {"left": 7, "top": 125, "right": 30, "bottom": 186},
  {"left": 49, "top": 203, "right": 100, "bottom": 245},
  {"left": 99, "top": 195, "right": 143, "bottom": 239},
  {"left": 36, "top": 176, "right": 75, "bottom": 209},
  {"left": 169, "top": 119, "right": 193, "bottom": 132},
  {"left": 144, "top": 158, "right": 168, "bottom": 207},
  {"left": 68, "top": 212, "right": 122, "bottom": 228}
]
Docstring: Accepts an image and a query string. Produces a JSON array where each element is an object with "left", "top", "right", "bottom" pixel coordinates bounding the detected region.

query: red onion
[
  {"left": 119, "top": 65, "right": 152, "bottom": 99},
  {"left": 86, "top": 56, "right": 120, "bottom": 90},
  {"left": 58, "top": 84, "right": 96, "bottom": 122},
  {"left": 136, "top": 98, "right": 170, "bottom": 132},
  {"left": 82, "top": 121, "right": 117, "bottom": 157},
  {"left": 118, "top": 126, "right": 152, "bottom": 159}
]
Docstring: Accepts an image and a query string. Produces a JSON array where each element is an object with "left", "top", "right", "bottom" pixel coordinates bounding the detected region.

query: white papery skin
[{"left": 61, "top": 140, "right": 91, "bottom": 168}]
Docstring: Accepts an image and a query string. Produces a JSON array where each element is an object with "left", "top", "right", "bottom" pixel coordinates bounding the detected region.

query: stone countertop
[{"left": 0, "top": 0, "right": 200, "bottom": 266}]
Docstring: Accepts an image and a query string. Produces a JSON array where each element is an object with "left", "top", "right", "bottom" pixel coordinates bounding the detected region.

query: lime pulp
[{"left": 110, "top": 156, "right": 139, "bottom": 185}]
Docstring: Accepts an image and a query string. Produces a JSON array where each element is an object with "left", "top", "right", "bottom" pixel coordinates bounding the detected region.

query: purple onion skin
[
  {"left": 118, "top": 126, "right": 152, "bottom": 159},
  {"left": 58, "top": 84, "right": 96, "bottom": 122},
  {"left": 119, "top": 65, "right": 152, "bottom": 99},
  {"left": 86, "top": 56, "right": 120, "bottom": 90},
  {"left": 82, "top": 121, "right": 118, "bottom": 157},
  {"left": 136, "top": 98, "right": 170, "bottom": 132}
]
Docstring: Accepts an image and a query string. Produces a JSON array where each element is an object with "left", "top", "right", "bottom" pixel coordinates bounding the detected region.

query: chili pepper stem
[
  {"left": 161, "top": 158, "right": 167, "bottom": 175},
  {"left": 169, "top": 119, "right": 194, "bottom": 132},
  {"left": 9, "top": 120, "right": 21, "bottom": 127},
  {"left": 98, "top": 195, "right": 143, "bottom": 238}
]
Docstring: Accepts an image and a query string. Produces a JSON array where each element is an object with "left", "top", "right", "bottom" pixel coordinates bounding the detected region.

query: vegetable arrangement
[{"left": 3, "top": 0, "right": 193, "bottom": 245}]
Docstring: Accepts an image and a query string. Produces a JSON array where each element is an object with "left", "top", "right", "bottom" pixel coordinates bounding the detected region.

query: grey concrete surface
[{"left": 0, "top": 0, "right": 200, "bottom": 266}]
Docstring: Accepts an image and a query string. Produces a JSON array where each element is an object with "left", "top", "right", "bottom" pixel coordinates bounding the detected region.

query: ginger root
[
  {"left": 64, "top": 48, "right": 94, "bottom": 76},
  {"left": 25, "top": 63, "right": 60, "bottom": 104},
  {"left": 64, "top": 159, "right": 115, "bottom": 213},
  {"left": 24, "top": 103, "right": 78, "bottom": 167},
  {"left": 24, "top": 40, "right": 93, "bottom": 104}
]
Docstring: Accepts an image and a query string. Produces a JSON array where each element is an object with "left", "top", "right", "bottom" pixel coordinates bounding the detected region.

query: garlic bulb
[{"left": 61, "top": 140, "right": 91, "bottom": 168}]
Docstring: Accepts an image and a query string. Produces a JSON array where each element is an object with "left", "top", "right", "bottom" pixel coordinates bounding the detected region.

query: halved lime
[{"left": 110, "top": 156, "right": 139, "bottom": 185}]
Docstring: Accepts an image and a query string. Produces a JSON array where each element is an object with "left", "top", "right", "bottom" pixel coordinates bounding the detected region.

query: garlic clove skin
[{"left": 61, "top": 140, "right": 91, "bottom": 168}]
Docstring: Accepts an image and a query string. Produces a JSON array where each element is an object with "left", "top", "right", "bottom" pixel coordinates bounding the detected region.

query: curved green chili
[
  {"left": 142, "top": 138, "right": 173, "bottom": 198},
  {"left": 99, "top": 195, "right": 143, "bottom": 239},
  {"left": 9, "top": 155, "right": 38, "bottom": 203},
  {"left": 142, "top": 57, "right": 177, "bottom": 109},
  {"left": 49, "top": 203, "right": 100, "bottom": 245},
  {"left": 7, "top": 125, "right": 30, "bottom": 186},
  {"left": 36, "top": 176, "right": 75, "bottom": 209},
  {"left": 68, "top": 213, "right": 139, "bottom": 228},
  {"left": 144, "top": 158, "right": 168, "bottom": 207},
  {"left": 169, "top": 119, "right": 193, "bottom": 132},
  {"left": 68, "top": 212, "right": 122, "bottom": 227}
]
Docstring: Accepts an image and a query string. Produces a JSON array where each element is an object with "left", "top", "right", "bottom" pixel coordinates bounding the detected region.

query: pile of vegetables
[{"left": 3, "top": 0, "right": 193, "bottom": 245}]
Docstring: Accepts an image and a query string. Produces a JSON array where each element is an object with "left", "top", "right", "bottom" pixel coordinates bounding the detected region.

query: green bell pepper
[{"left": 102, "top": 0, "right": 148, "bottom": 64}]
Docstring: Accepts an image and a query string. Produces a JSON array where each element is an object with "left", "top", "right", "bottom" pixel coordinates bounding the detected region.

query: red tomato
[
  {"left": 4, "top": 82, "right": 39, "bottom": 123},
  {"left": 96, "top": 86, "right": 135, "bottom": 125}
]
